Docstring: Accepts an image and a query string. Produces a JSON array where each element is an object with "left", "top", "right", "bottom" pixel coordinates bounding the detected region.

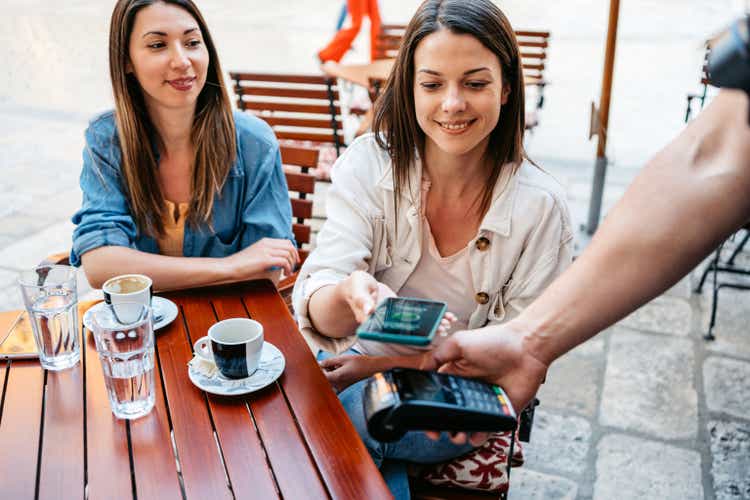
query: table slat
[
  {"left": 83, "top": 314, "right": 134, "bottom": 499},
  {"left": 129, "top": 335, "right": 184, "bottom": 500},
  {"left": 241, "top": 281, "right": 390, "bottom": 500},
  {"left": 38, "top": 364, "right": 85, "bottom": 500},
  {"left": 211, "top": 295, "right": 329, "bottom": 499},
  {"left": 180, "top": 297, "right": 281, "bottom": 499},
  {"left": 0, "top": 360, "right": 45, "bottom": 498},
  {"left": 155, "top": 307, "right": 233, "bottom": 499}
]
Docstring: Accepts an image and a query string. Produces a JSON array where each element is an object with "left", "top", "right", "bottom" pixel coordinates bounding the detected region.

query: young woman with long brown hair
[
  {"left": 71, "top": 0, "right": 297, "bottom": 290},
  {"left": 293, "top": 0, "right": 573, "bottom": 496}
]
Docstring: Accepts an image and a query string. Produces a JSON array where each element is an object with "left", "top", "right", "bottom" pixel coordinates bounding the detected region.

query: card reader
[{"left": 363, "top": 368, "right": 518, "bottom": 442}]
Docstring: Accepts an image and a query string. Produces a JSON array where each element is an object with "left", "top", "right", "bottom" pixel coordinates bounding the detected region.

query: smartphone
[
  {"left": 0, "top": 311, "right": 39, "bottom": 360},
  {"left": 356, "top": 297, "right": 447, "bottom": 346}
]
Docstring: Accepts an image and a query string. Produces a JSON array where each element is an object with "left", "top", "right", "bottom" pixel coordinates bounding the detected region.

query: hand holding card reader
[{"left": 363, "top": 368, "right": 517, "bottom": 442}]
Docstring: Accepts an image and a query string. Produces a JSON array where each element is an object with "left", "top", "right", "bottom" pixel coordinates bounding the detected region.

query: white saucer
[
  {"left": 188, "top": 341, "right": 285, "bottom": 396},
  {"left": 83, "top": 296, "right": 179, "bottom": 332}
]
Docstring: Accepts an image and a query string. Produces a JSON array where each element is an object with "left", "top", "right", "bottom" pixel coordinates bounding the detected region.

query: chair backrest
[
  {"left": 373, "top": 25, "right": 550, "bottom": 89},
  {"left": 229, "top": 72, "right": 345, "bottom": 155},
  {"left": 280, "top": 146, "right": 318, "bottom": 263},
  {"left": 374, "top": 24, "right": 406, "bottom": 60},
  {"left": 514, "top": 30, "right": 549, "bottom": 88}
]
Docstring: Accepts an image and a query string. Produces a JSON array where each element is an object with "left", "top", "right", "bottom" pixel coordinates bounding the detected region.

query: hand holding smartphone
[{"left": 356, "top": 297, "right": 448, "bottom": 346}]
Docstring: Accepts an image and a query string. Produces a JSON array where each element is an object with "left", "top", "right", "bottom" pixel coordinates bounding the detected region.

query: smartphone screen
[
  {"left": 0, "top": 311, "right": 39, "bottom": 359},
  {"left": 357, "top": 297, "right": 446, "bottom": 340}
]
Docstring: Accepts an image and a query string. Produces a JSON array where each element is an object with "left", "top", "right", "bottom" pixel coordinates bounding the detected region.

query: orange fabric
[
  {"left": 157, "top": 200, "right": 189, "bottom": 257},
  {"left": 318, "top": 0, "right": 381, "bottom": 63}
]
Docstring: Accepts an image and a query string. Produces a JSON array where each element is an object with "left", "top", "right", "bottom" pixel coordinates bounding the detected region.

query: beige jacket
[{"left": 292, "top": 134, "right": 574, "bottom": 354}]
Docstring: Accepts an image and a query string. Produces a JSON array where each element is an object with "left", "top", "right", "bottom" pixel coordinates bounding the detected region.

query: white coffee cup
[
  {"left": 193, "top": 318, "right": 264, "bottom": 379},
  {"left": 102, "top": 274, "right": 152, "bottom": 324}
]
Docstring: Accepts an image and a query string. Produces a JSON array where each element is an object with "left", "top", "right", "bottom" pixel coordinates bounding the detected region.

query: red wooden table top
[{"left": 0, "top": 280, "right": 390, "bottom": 499}]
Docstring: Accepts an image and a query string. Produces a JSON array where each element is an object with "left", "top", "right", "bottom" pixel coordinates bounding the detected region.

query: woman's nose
[
  {"left": 169, "top": 45, "right": 190, "bottom": 71},
  {"left": 441, "top": 87, "right": 466, "bottom": 113}
]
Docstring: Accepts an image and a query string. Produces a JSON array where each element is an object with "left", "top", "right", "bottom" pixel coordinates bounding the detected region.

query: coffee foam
[{"left": 105, "top": 277, "right": 149, "bottom": 294}]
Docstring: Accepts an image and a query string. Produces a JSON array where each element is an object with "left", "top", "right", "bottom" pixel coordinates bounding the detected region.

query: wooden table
[{"left": 0, "top": 280, "right": 390, "bottom": 499}]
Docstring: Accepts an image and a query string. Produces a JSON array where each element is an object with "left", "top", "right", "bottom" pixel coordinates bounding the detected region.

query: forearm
[
  {"left": 81, "top": 246, "right": 277, "bottom": 291},
  {"left": 307, "top": 284, "right": 360, "bottom": 338},
  {"left": 518, "top": 90, "right": 750, "bottom": 365}
]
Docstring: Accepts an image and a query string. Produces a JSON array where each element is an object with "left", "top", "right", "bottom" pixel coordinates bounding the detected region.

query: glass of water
[
  {"left": 90, "top": 302, "right": 155, "bottom": 419},
  {"left": 18, "top": 265, "right": 80, "bottom": 370}
]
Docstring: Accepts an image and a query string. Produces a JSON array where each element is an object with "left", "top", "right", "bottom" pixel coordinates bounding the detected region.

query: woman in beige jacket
[{"left": 291, "top": 1, "right": 572, "bottom": 497}]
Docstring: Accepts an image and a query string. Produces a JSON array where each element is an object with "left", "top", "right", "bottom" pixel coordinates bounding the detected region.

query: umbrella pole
[{"left": 586, "top": 0, "right": 621, "bottom": 234}]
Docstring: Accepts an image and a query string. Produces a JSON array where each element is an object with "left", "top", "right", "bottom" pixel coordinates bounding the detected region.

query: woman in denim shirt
[{"left": 72, "top": 0, "right": 297, "bottom": 290}]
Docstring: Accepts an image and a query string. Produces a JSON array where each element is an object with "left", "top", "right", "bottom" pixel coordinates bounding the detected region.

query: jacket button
[
  {"left": 475, "top": 292, "right": 490, "bottom": 305},
  {"left": 475, "top": 237, "right": 490, "bottom": 251}
]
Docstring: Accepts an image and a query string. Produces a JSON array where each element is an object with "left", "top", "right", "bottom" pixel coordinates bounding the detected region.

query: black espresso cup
[{"left": 193, "top": 318, "right": 264, "bottom": 379}]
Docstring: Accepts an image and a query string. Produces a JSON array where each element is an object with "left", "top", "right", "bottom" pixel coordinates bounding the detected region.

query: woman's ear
[
  {"left": 126, "top": 59, "right": 133, "bottom": 74},
  {"left": 501, "top": 83, "right": 511, "bottom": 105}
]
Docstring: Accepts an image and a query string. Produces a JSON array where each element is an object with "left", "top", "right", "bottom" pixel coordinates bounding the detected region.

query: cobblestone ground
[{"left": 2, "top": 1, "right": 749, "bottom": 498}]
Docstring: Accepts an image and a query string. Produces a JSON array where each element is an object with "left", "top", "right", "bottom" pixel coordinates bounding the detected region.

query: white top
[
  {"left": 355, "top": 178, "right": 477, "bottom": 357},
  {"left": 292, "top": 133, "right": 574, "bottom": 355}
]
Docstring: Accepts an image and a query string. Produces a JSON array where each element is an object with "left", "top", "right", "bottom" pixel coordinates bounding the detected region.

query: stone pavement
[{"left": 1, "top": 1, "right": 749, "bottom": 499}]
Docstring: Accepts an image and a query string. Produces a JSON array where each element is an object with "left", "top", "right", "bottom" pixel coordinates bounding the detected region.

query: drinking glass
[
  {"left": 90, "top": 302, "right": 155, "bottom": 419},
  {"left": 18, "top": 265, "right": 80, "bottom": 370}
]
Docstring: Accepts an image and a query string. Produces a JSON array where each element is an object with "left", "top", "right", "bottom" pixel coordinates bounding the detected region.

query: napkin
[{"left": 188, "top": 354, "right": 218, "bottom": 378}]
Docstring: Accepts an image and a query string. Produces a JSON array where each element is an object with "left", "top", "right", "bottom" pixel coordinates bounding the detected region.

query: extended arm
[{"left": 434, "top": 90, "right": 750, "bottom": 411}]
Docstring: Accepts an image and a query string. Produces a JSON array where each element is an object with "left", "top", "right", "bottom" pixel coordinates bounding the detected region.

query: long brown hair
[
  {"left": 373, "top": 0, "right": 528, "bottom": 218},
  {"left": 109, "top": 0, "right": 236, "bottom": 237}
]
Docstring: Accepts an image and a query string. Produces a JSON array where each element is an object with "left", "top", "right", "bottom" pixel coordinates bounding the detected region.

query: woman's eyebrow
[
  {"left": 142, "top": 27, "right": 199, "bottom": 38},
  {"left": 416, "top": 67, "right": 491, "bottom": 76}
]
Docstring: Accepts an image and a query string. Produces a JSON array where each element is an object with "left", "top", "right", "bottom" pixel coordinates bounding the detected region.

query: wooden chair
[
  {"left": 372, "top": 25, "right": 551, "bottom": 132},
  {"left": 277, "top": 146, "right": 319, "bottom": 311},
  {"left": 684, "top": 43, "right": 712, "bottom": 123},
  {"left": 229, "top": 72, "right": 345, "bottom": 180}
]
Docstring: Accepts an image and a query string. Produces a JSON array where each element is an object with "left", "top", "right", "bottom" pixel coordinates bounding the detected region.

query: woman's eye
[
  {"left": 186, "top": 39, "right": 202, "bottom": 48},
  {"left": 148, "top": 42, "right": 165, "bottom": 49},
  {"left": 466, "top": 81, "right": 489, "bottom": 89},
  {"left": 420, "top": 82, "right": 441, "bottom": 90}
]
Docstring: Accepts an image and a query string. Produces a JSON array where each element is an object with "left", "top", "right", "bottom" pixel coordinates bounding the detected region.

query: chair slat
[
  {"left": 285, "top": 172, "right": 316, "bottom": 194},
  {"left": 275, "top": 130, "right": 343, "bottom": 144},
  {"left": 241, "top": 100, "right": 342, "bottom": 115},
  {"left": 281, "top": 146, "right": 322, "bottom": 169},
  {"left": 291, "top": 198, "right": 313, "bottom": 220},
  {"left": 293, "top": 223, "right": 312, "bottom": 245},
  {"left": 236, "top": 86, "right": 333, "bottom": 100},
  {"left": 264, "top": 116, "right": 341, "bottom": 129},
  {"left": 230, "top": 72, "right": 331, "bottom": 85}
]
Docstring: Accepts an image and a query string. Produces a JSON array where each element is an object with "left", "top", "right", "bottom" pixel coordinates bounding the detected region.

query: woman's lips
[
  {"left": 167, "top": 77, "right": 196, "bottom": 91},
  {"left": 435, "top": 119, "right": 477, "bottom": 135}
]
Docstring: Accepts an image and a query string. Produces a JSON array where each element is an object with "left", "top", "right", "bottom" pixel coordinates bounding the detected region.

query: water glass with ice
[
  {"left": 18, "top": 265, "right": 80, "bottom": 370},
  {"left": 90, "top": 302, "right": 155, "bottom": 419}
]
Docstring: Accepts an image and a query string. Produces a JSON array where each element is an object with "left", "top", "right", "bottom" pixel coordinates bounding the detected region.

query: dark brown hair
[
  {"left": 109, "top": 0, "right": 236, "bottom": 237},
  {"left": 373, "top": 0, "right": 528, "bottom": 217}
]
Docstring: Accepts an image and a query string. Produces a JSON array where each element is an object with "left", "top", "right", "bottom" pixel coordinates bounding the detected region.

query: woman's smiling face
[
  {"left": 413, "top": 28, "right": 509, "bottom": 159},
  {"left": 127, "top": 2, "right": 208, "bottom": 112}
]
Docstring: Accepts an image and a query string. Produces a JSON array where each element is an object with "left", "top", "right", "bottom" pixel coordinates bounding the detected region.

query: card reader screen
[
  {"left": 360, "top": 298, "right": 445, "bottom": 337},
  {"left": 401, "top": 371, "right": 457, "bottom": 405}
]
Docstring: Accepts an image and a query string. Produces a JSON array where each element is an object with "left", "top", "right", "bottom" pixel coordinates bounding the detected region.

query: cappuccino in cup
[{"left": 102, "top": 274, "right": 152, "bottom": 324}]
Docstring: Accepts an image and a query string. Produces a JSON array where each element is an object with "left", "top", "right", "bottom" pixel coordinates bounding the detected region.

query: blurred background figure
[{"left": 318, "top": 0, "right": 382, "bottom": 63}]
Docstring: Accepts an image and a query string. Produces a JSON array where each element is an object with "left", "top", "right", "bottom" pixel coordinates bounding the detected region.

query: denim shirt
[{"left": 70, "top": 110, "right": 294, "bottom": 265}]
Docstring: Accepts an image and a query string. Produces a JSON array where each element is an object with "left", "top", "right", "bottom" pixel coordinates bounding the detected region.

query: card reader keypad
[{"left": 449, "top": 377, "right": 503, "bottom": 414}]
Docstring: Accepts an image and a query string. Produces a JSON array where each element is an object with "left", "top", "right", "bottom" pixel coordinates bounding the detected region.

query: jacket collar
[{"left": 376, "top": 154, "right": 519, "bottom": 238}]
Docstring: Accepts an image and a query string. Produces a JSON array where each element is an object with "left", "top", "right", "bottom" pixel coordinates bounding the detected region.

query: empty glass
[
  {"left": 18, "top": 265, "right": 80, "bottom": 370},
  {"left": 90, "top": 302, "right": 155, "bottom": 419}
]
